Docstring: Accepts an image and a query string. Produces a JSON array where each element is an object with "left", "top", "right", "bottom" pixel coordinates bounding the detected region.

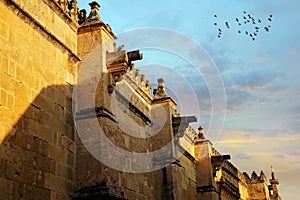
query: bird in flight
[
  {"left": 225, "top": 21, "right": 230, "bottom": 28},
  {"left": 213, "top": 11, "right": 273, "bottom": 41},
  {"left": 264, "top": 26, "right": 270, "bottom": 32}
]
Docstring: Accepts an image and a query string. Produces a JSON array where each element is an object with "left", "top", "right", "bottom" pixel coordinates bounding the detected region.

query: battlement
[
  {"left": 56, "top": 0, "right": 78, "bottom": 22},
  {"left": 245, "top": 170, "right": 268, "bottom": 184}
]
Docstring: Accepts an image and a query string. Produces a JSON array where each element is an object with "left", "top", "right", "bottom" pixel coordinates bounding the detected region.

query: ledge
[
  {"left": 115, "top": 90, "right": 151, "bottom": 125},
  {"left": 78, "top": 21, "right": 117, "bottom": 40},
  {"left": 197, "top": 185, "right": 218, "bottom": 193},
  {"left": 177, "top": 144, "right": 196, "bottom": 163},
  {"left": 75, "top": 107, "right": 118, "bottom": 123}
]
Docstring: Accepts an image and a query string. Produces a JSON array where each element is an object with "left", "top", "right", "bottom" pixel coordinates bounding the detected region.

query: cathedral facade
[{"left": 0, "top": 0, "right": 281, "bottom": 199}]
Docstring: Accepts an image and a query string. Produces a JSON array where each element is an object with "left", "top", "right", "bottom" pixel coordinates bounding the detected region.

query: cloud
[
  {"left": 289, "top": 48, "right": 298, "bottom": 56},
  {"left": 225, "top": 69, "right": 282, "bottom": 91},
  {"left": 225, "top": 87, "right": 257, "bottom": 112},
  {"left": 286, "top": 150, "right": 300, "bottom": 156},
  {"left": 235, "top": 153, "right": 251, "bottom": 160}
]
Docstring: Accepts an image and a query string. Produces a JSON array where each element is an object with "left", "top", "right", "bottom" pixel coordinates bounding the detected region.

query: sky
[{"left": 78, "top": 1, "right": 300, "bottom": 199}]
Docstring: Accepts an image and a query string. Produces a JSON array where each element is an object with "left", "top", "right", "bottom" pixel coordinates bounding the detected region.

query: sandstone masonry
[{"left": 0, "top": 1, "right": 281, "bottom": 200}]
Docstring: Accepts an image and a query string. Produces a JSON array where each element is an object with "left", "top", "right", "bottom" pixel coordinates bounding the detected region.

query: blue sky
[{"left": 78, "top": 1, "right": 300, "bottom": 199}]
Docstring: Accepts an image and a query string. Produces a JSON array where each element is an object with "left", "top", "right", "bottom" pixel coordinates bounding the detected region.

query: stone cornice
[{"left": 6, "top": 0, "right": 80, "bottom": 62}]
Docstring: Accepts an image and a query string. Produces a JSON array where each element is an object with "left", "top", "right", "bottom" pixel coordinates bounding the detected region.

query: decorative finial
[
  {"left": 197, "top": 126, "right": 205, "bottom": 139},
  {"left": 89, "top": 1, "right": 100, "bottom": 9},
  {"left": 78, "top": 9, "right": 87, "bottom": 25},
  {"left": 81, "top": 1, "right": 102, "bottom": 26},
  {"left": 153, "top": 78, "right": 168, "bottom": 99},
  {"left": 58, "top": 0, "right": 69, "bottom": 12},
  {"left": 271, "top": 165, "right": 275, "bottom": 179},
  {"left": 68, "top": 0, "right": 78, "bottom": 21}
]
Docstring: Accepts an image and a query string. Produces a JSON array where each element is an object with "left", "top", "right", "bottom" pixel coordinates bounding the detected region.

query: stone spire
[
  {"left": 259, "top": 170, "right": 267, "bottom": 182},
  {"left": 251, "top": 171, "right": 258, "bottom": 181},
  {"left": 269, "top": 166, "right": 281, "bottom": 200},
  {"left": 81, "top": 1, "right": 102, "bottom": 26}
]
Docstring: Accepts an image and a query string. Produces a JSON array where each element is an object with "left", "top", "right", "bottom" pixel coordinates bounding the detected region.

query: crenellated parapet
[
  {"left": 247, "top": 170, "right": 267, "bottom": 184},
  {"left": 57, "top": 0, "right": 78, "bottom": 21},
  {"left": 124, "top": 67, "right": 151, "bottom": 97}
]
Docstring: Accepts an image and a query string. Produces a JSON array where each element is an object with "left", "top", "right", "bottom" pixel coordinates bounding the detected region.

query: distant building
[{"left": 0, "top": 0, "right": 281, "bottom": 199}]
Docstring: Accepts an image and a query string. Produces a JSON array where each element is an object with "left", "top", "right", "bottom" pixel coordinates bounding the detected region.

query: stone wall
[
  {"left": 0, "top": 1, "right": 281, "bottom": 200},
  {"left": 0, "top": 0, "right": 79, "bottom": 199}
]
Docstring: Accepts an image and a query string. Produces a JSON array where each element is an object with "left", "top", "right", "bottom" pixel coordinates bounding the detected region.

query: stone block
[
  {"left": 0, "top": 20, "right": 9, "bottom": 41},
  {"left": 65, "top": 124, "right": 75, "bottom": 141},
  {"left": 54, "top": 103, "right": 65, "bottom": 122},
  {"left": 12, "top": 181, "right": 24, "bottom": 200},
  {"left": 62, "top": 136, "right": 75, "bottom": 153},
  {"left": 27, "top": 119, "right": 53, "bottom": 142},
  {"left": 14, "top": 165, "right": 36, "bottom": 185},
  {"left": 15, "top": 83, "right": 30, "bottom": 103},
  {"left": 39, "top": 140, "right": 49, "bottom": 156},
  {"left": 0, "top": 54, "right": 9, "bottom": 75},
  {"left": 23, "top": 184, "right": 50, "bottom": 200},
  {"left": 16, "top": 66, "right": 32, "bottom": 86},
  {"left": 50, "top": 191, "right": 59, "bottom": 200},
  {"left": 65, "top": 111, "right": 74, "bottom": 128},
  {"left": 35, "top": 154, "right": 52, "bottom": 173},
  {"left": 32, "top": 78, "right": 42, "bottom": 93},
  {"left": 0, "top": 89, "right": 8, "bottom": 107},
  {"left": 8, "top": 59, "right": 16, "bottom": 78},
  {"left": 45, "top": 173, "right": 72, "bottom": 194},
  {"left": 0, "top": 178, "right": 12, "bottom": 199},
  {"left": 36, "top": 170, "right": 45, "bottom": 188},
  {"left": 0, "top": 125, "right": 5, "bottom": 144},
  {"left": 0, "top": 72, "right": 19, "bottom": 94},
  {"left": 56, "top": 162, "right": 74, "bottom": 182},
  {"left": 7, "top": 93, "right": 14, "bottom": 110},
  {"left": 66, "top": 151, "right": 75, "bottom": 167},
  {"left": 13, "top": 131, "right": 40, "bottom": 153},
  {"left": 48, "top": 144, "right": 66, "bottom": 164}
]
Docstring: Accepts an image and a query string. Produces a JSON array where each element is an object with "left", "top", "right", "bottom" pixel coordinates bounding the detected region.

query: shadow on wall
[
  {"left": 0, "top": 84, "right": 152, "bottom": 200},
  {"left": 0, "top": 84, "right": 78, "bottom": 200}
]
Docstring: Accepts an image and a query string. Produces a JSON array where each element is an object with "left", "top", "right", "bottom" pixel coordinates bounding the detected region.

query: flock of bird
[{"left": 214, "top": 11, "right": 273, "bottom": 41}]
